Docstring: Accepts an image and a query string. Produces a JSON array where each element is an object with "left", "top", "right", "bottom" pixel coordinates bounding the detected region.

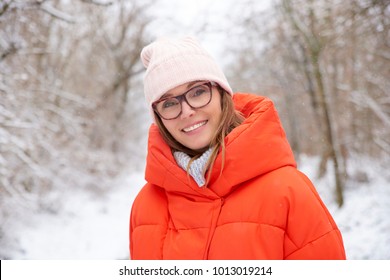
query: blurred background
[{"left": 0, "top": 0, "right": 389, "bottom": 259}]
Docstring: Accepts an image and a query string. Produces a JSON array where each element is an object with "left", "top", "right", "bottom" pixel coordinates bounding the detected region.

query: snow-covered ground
[
  {"left": 3, "top": 172, "right": 144, "bottom": 260},
  {"left": 298, "top": 155, "right": 390, "bottom": 260},
  {"left": 3, "top": 155, "right": 389, "bottom": 260}
]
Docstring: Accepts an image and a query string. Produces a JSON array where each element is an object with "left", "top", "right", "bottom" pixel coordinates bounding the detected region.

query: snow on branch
[
  {"left": 40, "top": 2, "right": 76, "bottom": 23},
  {"left": 374, "top": 137, "right": 390, "bottom": 155},
  {"left": 352, "top": 90, "right": 390, "bottom": 128},
  {"left": 80, "top": 0, "right": 114, "bottom": 6},
  {"left": 0, "top": 176, "right": 36, "bottom": 206},
  {"left": 0, "top": 0, "right": 12, "bottom": 16},
  {"left": 32, "top": 88, "right": 95, "bottom": 109}
]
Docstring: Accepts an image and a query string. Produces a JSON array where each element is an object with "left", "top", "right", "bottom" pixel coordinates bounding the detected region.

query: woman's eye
[
  {"left": 191, "top": 86, "right": 207, "bottom": 97},
  {"left": 194, "top": 89, "right": 206, "bottom": 96},
  {"left": 162, "top": 99, "right": 178, "bottom": 108}
]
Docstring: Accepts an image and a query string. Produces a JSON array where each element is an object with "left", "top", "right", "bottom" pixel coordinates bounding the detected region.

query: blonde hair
[{"left": 154, "top": 85, "right": 245, "bottom": 186}]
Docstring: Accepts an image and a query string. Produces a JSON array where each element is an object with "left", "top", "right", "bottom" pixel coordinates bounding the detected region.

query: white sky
[{"left": 146, "top": 0, "right": 272, "bottom": 61}]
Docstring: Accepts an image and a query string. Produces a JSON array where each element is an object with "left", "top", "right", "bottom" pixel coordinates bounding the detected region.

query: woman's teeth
[{"left": 183, "top": 121, "right": 207, "bottom": 132}]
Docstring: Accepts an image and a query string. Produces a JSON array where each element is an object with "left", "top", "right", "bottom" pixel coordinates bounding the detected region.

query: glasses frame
[{"left": 152, "top": 81, "right": 214, "bottom": 120}]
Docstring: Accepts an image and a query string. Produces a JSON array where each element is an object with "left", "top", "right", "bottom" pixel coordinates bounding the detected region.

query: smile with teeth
[{"left": 182, "top": 121, "right": 207, "bottom": 133}]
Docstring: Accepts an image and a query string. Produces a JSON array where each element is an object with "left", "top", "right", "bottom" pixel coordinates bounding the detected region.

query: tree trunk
[
  {"left": 312, "top": 51, "right": 344, "bottom": 207},
  {"left": 282, "top": 0, "right": 345, "bottom": 207}
]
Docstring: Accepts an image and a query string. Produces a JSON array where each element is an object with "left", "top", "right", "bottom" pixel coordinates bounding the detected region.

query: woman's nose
[{"left": 180, "top": 101, "right": 195, "bottom": 119}]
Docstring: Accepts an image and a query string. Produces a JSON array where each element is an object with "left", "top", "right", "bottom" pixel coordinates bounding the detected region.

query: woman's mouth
[{"left": 182, "top": 121, "right": 207, "bottom": 133}]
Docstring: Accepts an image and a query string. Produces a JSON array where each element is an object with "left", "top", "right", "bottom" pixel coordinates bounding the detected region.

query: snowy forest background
[{"left": 0, "top": 0, "right": 389, "bottom": 259}]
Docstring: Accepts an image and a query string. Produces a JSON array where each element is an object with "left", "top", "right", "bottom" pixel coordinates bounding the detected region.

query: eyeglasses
[{"left": 152, "top": 82, "right": 213, "bottom": 120}]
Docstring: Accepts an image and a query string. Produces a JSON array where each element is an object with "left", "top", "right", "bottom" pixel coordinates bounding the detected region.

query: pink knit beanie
[{"left": 140, "top": 36, "right": 233, "bottom": 113}]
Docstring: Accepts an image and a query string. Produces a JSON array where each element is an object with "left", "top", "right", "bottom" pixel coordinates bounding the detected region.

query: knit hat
[{"left": 140, "top": 36, "right": 233, "bottom": 114}]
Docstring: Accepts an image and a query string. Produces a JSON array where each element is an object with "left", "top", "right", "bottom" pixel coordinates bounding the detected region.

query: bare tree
[
  {"left": 224, "top": 0, "right": 389, "bottom": 207},
  {"left": 279, "top": 0, "right": 345, "bottom": 206},
  {"left": 0, "top": 0, "right": 152, "bottom": 258}
]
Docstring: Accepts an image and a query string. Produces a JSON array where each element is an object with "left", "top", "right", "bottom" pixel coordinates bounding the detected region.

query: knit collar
[{"left": 173, "top": 148, "right": 213, "bottom": 187}]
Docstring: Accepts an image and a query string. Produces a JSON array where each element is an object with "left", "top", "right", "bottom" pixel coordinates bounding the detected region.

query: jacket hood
[{"left": 144, "top": 93, "right": 296, "bottom": 199}]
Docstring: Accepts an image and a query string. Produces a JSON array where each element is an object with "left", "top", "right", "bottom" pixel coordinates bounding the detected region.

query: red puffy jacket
[{"left": 129, "top": 93, "right": 346, "bottom": 259}]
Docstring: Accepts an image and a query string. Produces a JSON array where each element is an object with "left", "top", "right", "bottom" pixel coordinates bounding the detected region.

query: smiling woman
[{"left": 129, "top": 35, "right": 346, "bottom": 260}]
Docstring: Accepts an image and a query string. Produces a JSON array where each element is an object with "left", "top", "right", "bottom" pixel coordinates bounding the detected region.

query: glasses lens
[
  {"left": 155, "top": 98, "right": 181, "bottom": 120},
  {"left": 186, "top": 84, "right": 212, "bottom": 108}
]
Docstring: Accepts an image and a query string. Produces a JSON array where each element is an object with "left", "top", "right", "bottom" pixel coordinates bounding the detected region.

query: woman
[{"left": 129, "top": 36, "right": 346, "bottom": 260}]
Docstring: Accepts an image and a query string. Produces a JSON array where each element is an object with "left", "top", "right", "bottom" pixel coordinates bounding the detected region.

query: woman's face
[{"left": 159, "top": 81, "right": 222, "bottom": 151}]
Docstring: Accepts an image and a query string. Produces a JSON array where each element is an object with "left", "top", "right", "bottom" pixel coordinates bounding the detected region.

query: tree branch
[
  {"left": 40, "top": 2, "right": 76, "bottom": 23},
  {"left": 80, "top": 0, "right": 113, "bottom": 6}
]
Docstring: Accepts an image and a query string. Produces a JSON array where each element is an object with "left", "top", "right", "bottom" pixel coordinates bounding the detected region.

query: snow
[
  {"left": 5, "top": 173, "right": 145, "bottom": 260},
  {"left": 298, "top": 155, "right": 390, "bottom": 260},
  {"left": 2, "top": 0, "right": 389, "bottom": 262},
  {"left": 4, "top": 156, "right": 390, "bottom": 260}
]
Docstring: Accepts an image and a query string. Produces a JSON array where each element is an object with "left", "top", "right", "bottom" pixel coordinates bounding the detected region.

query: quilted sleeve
[{"left": 283, "top": 170, "right": 346, "bottom": 260}]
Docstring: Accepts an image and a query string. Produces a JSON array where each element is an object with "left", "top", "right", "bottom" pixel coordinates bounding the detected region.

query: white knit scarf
[{"left": 173, "top": 148, "right": 213, "bottom": 187}]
